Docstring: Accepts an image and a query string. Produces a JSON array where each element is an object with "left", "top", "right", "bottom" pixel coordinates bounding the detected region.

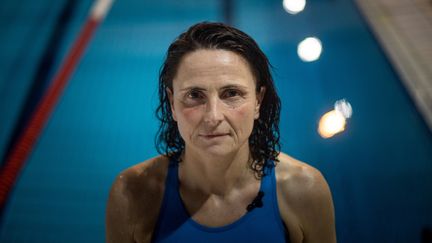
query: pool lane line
[
  {"left": 1, "top": 0, "right": 77, "bottom": 173},
  {"left": 0, "top": 0, "right": 114, "bottom": 211}
]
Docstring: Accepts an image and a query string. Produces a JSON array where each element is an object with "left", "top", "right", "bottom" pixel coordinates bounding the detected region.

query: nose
[{"left": 203, "top": 96, "right": 224, "bottom": 126}]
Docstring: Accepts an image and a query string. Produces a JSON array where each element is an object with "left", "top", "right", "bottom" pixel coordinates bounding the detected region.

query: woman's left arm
[{"left": 300, "top": 169, "right": 337, "bottom": 243}]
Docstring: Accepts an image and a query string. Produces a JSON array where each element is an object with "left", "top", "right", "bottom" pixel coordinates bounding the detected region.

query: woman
[{"left": 106, "top": 22, "right": 336, "bottom": 243}]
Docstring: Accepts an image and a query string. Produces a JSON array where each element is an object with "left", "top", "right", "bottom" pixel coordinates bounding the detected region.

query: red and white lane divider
[{"left": 0, "top": 0, "right": 114, "bottom": 210}]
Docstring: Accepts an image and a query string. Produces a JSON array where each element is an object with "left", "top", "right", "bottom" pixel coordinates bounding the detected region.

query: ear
[
  {"left": 166, "top": 87, "right": 177, "bottom": 121},
  {"left": 254, "top": 86, "right": 266, "bottom": 120}
]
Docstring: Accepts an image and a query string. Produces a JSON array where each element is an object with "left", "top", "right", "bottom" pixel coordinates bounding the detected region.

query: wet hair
[{"left": 155, "top": 22, "right": 281, "bottom": 179}]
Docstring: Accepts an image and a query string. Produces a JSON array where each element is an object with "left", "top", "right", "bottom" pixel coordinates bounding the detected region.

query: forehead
[{"left": 173, "top": 49, "right": 256, "bottom": 90}]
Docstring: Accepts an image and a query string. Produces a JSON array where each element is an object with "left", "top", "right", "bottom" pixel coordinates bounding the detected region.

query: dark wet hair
[{"left": 155, "top": 22, "right": 281, "bottom": 179}]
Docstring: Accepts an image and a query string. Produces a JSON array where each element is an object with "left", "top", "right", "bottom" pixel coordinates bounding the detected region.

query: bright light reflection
[
  {"left": 334, "top": 99, "right": 352, "bottom": 118},
  {"left": 283, "top": 0, "right": 306, "bottom": 14},
  {"left": 297, "top": 37, "right": 322, "bottom": 62},
  {"left": 318, "top": 110, "right": 346, "bottom": 139}
]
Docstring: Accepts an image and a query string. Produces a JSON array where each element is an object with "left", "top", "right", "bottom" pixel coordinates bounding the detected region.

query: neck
[{"left": 179, "top": 143, "right": 255, "bottom": 197}]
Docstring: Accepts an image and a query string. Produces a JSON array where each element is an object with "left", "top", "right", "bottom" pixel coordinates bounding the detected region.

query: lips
[{"left": 200, "top": 133, "right": 229, "bottom": 138}]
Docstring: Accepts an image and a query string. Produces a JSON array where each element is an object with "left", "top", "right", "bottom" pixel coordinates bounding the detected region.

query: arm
[
  {"left": 106, "top": 157, "right": 168, "bottom": 243},
  {"left": 300, "top": 170, "right": 336, "bottom": 243},
  {"left": 276, "top": 153, "right": 336, "bottom": 243},
  {"left": 106, "top": 173, "right": 136, "bottom": 243}
]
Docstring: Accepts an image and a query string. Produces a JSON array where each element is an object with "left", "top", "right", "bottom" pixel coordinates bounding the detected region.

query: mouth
[{"left": 200, "top": 133, "right": 230, "bottom": 139}]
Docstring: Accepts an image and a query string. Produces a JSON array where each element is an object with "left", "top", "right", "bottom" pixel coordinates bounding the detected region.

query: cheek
[
  {"left": 180, "top": 106, "right": 202, "bottom": 121},
  {"left": 229, "top": 103, "right": 256, "bottom": 133},
  {"left": 175, "top": 106, "right": 203, "bottom": 132},
  {"left": 232, "top": 102, "right": 256, "bottom": 119}
]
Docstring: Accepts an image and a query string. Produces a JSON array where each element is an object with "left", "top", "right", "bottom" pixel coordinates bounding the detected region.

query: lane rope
[{"left": 0, "top": 0, "right": 114, "bottom": 211}]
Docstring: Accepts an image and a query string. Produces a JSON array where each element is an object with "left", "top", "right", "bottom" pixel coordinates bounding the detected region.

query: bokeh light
[
  {"left": 334, "top": 99, "right": 352, "bottom": 118},
  {"left": 318, "top": 110, "right": 346, "bottom": 138},
  {"left": 318, "top": 99, "right": 353, "bottom": 138},
  {"left": 297, "top": 37, "right": 322, "bottom": 62},
  {"left": 282, "top": 0, "right": 306, "bottom": 14}
]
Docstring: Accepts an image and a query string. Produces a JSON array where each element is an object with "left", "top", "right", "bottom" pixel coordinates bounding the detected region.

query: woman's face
[{"left": 168, "top": 49, "right": 265, "bottom": 156}]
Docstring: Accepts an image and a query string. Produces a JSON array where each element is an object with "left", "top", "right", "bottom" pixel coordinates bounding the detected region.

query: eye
[
  {"left": 186, "top": 90, "right": 204, "bottom": 99},
  {"left": 222, "top": 89, "right": 242, "bottom": 99}
]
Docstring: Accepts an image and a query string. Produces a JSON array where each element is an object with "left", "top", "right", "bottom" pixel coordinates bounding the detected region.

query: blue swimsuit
[{"left": 151, "top": 159, "right": 289, "bottom": 242}]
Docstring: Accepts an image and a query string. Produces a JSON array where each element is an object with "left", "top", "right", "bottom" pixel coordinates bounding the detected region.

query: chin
[{"left": 196, "top": 143, "right": 236, "bottom": 157}]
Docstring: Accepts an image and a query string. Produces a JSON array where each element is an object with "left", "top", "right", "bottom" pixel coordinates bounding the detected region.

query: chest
[
  {"left": 145, "top": 164, "right": 303, "bottom": 243},
  {"left": 179, "top": 185, "right": 257, "bottom": 227}
]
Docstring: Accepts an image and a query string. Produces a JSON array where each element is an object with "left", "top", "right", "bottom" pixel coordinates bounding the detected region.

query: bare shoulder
[
  {"left": 276, "top": 152, "right": 328, "bottom": 196},
  {"left": 276, "top": 152, "right": 336, "bottom": 243},
  {"left": 120, "top": 155, "right": 170, "bottom": 193},
  {"left": 106, "top": 155, "right": 170, "bottom": 243}
]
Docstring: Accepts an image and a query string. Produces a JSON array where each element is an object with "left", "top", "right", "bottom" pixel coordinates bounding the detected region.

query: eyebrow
[
  {"left": 179, "top": 84, "right": 249, "bottom": 92},
  {"left": 179, "top": 86, "right": 206, "bottom": 92},
  {"left": 220, "top": 84, "right": 248, "bottom": 90}
]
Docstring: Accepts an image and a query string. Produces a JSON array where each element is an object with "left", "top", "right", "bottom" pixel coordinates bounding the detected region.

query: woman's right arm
[
  {"left": 106, "top": 173, "right": 137, "bottom": 242},
  {"left": 106, "top": 157, "right": 168, "bottom": 243}
]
